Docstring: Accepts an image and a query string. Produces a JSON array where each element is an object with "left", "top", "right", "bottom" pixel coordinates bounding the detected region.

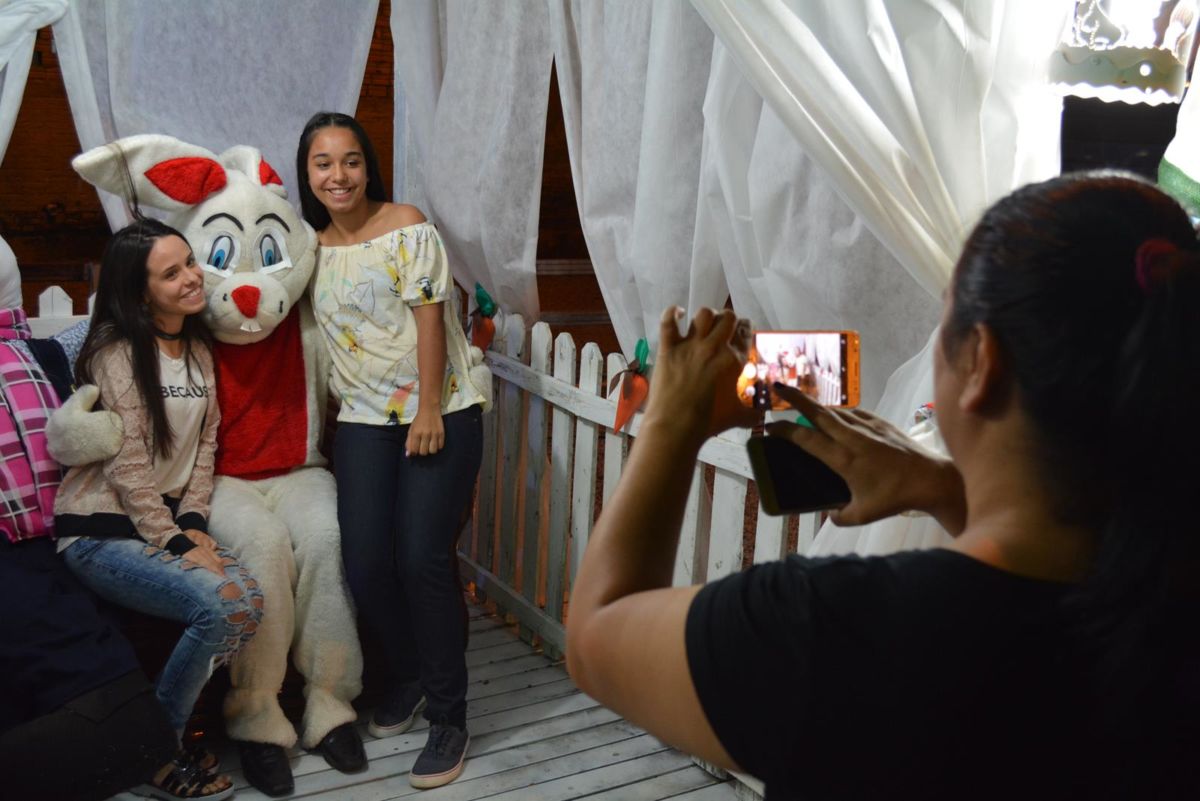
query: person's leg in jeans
[
  {"left": 62, "top": 537, "right": 264, "bottom": 735},
  {"left": 394, "top": 406, "right": 483, "bottom": 729},
  {"left": 336, "top": 422, "right": 421, "bottom": 703}
]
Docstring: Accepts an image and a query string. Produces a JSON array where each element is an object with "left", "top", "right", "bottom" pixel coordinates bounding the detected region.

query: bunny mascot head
[
  {"left": 72, "top": 135, "right": 316, "bottom": 345},
  {"left": 71, "top": 134, "right": 363, "bottom": 780}
]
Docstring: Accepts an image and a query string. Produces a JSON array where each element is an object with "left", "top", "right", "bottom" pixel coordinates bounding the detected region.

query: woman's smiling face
[
  {"left": 144, "top": 233, "right": 205, "bottom": 328},
  {"left": 306, "top": 125, "right": 368, "bottom": 216}
]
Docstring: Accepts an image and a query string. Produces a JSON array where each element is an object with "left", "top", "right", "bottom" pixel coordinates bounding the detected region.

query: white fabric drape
[
  {"left": 0, "top": 0, "right": 66, "bottom": 164},
  {"left": 548, "top": 0, "right": 714, "bottom": 358},
  {"left": 689, "top": 0, "right": 1068, "bottom": 554},
  {"left": 688, "top": 43, "right": 941, "bottom": 410},
  {"left": 0, "top": 0, "right": 67, "bottom": 310},
  {"left": 52, "top": 0, "right": 377, "bottom": 228},
  {"left": 393, "top": 0, "right": 552, "bottom": 322}
]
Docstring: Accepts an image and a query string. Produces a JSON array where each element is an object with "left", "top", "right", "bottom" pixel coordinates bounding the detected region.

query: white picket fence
[{"left": 462, "top": 311, "right": 825, "bottom": 658}]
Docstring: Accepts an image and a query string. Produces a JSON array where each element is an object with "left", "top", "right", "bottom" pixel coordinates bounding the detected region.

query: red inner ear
[
  {"left": 145, "top": 158, "right": 227, "bottom": 204},
  {"left": 259, "top": 159, "right": 283, "bottom": 186}
]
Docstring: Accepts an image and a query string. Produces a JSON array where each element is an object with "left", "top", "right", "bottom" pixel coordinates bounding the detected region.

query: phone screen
[
  {"left": 738, "top": 330, "right": 860, "bottom": 409},
  {"left": 747, "top": 435, "right": 850, "bottom": 515}
]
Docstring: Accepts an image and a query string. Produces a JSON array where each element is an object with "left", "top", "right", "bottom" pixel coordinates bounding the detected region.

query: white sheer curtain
[
  {"left": 688, "top": 43, "right": 941, "bottom": 410},
  {"left": 0, "top": 0, "right": 65, "bottom": 164},
  {"left": 548, "top": 0, "right": 714, "bottom": 358},
  {"left": 689, "top": 0, "right": 1068, "bottom": 554},
  {"left": 0, "top": 0, "right": 67, "bottom": 309},
  {"left": 393, "top": 0, "right": 552, "bottom": 322},
  {"left": 52, "top": 0, "right": 378, "bottom": 228}
]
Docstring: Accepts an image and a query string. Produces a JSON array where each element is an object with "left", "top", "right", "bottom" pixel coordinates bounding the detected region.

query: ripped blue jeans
[{"left": 62, "top": 537, "right": 263, "bottom": 736}]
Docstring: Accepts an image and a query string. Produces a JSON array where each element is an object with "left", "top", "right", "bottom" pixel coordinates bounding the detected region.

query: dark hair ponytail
[
  {"left": 76, "top": 217, "right": 211, "bottom": 459},
  {"left": 947, "top": 171, "right": 1200, "bottom": 745}
]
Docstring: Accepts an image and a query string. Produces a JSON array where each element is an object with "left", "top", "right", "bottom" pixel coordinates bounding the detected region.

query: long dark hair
[
  {"left": 76, "top": 218, "right": 212, "bottom": 459},
  {"left": 945, "top": 171, "right": 1200, "bottom": 739},
  {"left": 295, "top": 111, "right": 388, "bottom": 231}
]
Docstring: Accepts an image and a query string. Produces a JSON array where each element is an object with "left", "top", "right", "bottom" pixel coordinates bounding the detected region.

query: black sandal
[
  {"left": 181, "top": 742, "right": 220, "bottom": 773},
  {"left": 134, "top": 750, "right": 233, "bottom": 801}
]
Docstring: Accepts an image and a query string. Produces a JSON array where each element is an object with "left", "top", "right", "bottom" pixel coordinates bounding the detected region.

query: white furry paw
[
  {"left": 468, "top": 362, "right": 493, "bottom": 413},
  {"left": 46, "top": 384, "right": 124, "bottom": 466}
]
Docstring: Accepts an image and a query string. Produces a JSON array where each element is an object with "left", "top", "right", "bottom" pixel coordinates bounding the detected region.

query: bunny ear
[
  {"left": 259, "top": 159, "right": 283, "bottom": 187},
  {"left": 144, "top": 158, "right": 226, "bottom": 203},
  {"left": 72, "top": 134, "right": 226, "bottom": 213},
  {"left": 257, "top": 157, "right": 287, "bottom": 198},
  {"left": 219, "top": 145, "right": 288, "bottom": 198}
]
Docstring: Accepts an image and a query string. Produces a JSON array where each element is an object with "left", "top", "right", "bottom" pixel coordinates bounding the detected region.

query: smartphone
[
  {"left": 738, "top": 330, "right": 860, "bottom": 410},
  {"left": 747, "top": 435, "right": 851, "bottom": 515}
]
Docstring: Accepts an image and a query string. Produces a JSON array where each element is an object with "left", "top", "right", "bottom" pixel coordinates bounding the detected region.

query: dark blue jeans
[{"left": 335, "top": 405, "right": 482, "bottom": 728}]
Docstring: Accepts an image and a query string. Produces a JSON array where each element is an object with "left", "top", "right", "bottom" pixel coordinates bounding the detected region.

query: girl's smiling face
[
  {"left": 306, "top": 126, "right": 368, "bottom": 216},
  {"left": 144, "top": 234, "right": 205, "bottom": 328}
]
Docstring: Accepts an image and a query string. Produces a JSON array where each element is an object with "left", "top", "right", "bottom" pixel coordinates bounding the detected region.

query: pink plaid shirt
[{"left": 0, "top": 308, "right": 63, "bottom": 543}]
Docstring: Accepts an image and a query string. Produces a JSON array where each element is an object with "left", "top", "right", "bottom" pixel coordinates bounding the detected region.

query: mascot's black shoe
[
  {"left": 316, "top": 722, "right": 367, "bottom": 773},
  {"left": 236, "top": 740, "right": 294, "bottom": 797}
]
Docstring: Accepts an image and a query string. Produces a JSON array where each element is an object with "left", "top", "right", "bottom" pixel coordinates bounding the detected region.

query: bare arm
[
  {"left": 567, "top": 307, "right": 757, "bottom": 771},
  {"left": 407, "top": 302, "right": 446, "bottom": 456}
]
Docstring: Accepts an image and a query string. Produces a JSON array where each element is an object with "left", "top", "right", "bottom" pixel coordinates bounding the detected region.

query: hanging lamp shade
[{"left": 1051, "top": 0, "right": 1199, "bottom": 105}]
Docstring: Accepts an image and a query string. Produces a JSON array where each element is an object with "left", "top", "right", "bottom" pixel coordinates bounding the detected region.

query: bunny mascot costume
[{"left": 66, "top": 135, "right": 364, "bottom": 791}]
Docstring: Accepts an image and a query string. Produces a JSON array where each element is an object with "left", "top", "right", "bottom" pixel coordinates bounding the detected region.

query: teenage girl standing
[{"left": 296, "top": 112, "right": 485, "bottom": 789}]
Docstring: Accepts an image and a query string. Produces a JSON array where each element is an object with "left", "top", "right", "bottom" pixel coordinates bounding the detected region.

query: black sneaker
[
  {"left": 409, "top": 723, "right": 469, "bottom": 789},
  {"left": 368, "top": 685, "right": 427, "bottom": 739}
]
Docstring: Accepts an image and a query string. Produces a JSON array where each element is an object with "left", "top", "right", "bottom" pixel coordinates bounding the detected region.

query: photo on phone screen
[
  {"left": 737, "top": 331, "right": 860, "bottom": 410},
  {"left": 747, "top": 435, "right": 851, "bottom": 516}
]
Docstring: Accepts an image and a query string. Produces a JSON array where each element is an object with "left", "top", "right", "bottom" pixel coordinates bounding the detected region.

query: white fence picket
[
  {"left": 474, "top": 361, "right": 500, "bottom": 573},
  {"left": 545, "top": 333, "right": 577, "bottom": 625},
  {"left": 753, "top": 510, "right": 789, "bottom": 564},
  {"left": 496, "top": 314, "right": 526, "bottom": 592},
  {"left": 37, "top": 285, "right": 73, "bottom": 318},
  {"left": 675, "top": 465, "right": 710, "bottom": 586},
  {"left": 521, "top": 324, "right": 552, "bottom": 612},
  {"left": 569, "top": 343, "right": 603, "bottom": 589},
  {"left": 796, "top": 512, "right": 822, "bottom": 556},
  {"left": 707, "top": 468, "right": 747, "bottom": 580},
  {"left": 602, "top": 354, "right": 628, "bottom": 508}
]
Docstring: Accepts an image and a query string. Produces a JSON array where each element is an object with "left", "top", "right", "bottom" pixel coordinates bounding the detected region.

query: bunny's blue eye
[
  {"left": 256, "top": 229, "right": 292, "bottom": 275},
  {"left": 260, "top": 235, "right": 279, "bottom": 267},
  {"left": 207, "top": 235, "right": 235, "bottom": 271}
]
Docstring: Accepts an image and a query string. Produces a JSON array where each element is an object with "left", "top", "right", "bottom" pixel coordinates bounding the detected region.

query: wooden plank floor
[{"left": 110, "top": 602, "right": 736, "bottom": 801}]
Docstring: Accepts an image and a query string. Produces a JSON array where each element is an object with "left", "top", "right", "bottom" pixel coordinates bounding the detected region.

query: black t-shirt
[{"left": 685, "top": 548, "right": 1193, "bottom": 800}]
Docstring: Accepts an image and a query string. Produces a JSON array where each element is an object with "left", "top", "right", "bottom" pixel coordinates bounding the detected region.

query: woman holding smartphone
[
  {"left": 566, "top": 172, "right": 1200, "bottom": 799},
  {"left": 56, "top": 218, "right": 262, "bottom": 800},
  {"left": 297, "top": 112, "right": 486, "bottom": 789}
]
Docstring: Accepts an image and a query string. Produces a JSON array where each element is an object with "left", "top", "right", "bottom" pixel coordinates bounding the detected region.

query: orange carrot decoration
[
  {"left": 610, "top": 338, "right": 651, "bottom": 433},
  {"left": 470, "top": 282, "right": 498, "bottom": 350}
]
